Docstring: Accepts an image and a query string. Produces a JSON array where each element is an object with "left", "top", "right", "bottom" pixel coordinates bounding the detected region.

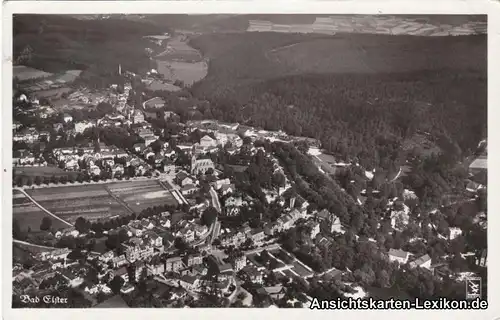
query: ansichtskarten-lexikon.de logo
[{"left": 465, "top": 277, "right": 481, "bottom": 300}]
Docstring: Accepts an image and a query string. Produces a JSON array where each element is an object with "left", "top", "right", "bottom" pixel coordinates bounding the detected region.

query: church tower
[{"left": 118, "top": 64, "right": 122, "bottom": 76}]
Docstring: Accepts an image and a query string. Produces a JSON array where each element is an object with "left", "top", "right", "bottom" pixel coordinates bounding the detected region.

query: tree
[
  {"left": 201, "top": 206, "right": 218, "bottom": 226},
  {"left": 75, "top": 217, "right": 90, "bottom": 233},
  {"left": 67, "top": 249, "right": 85, "bottom": 261},
  {"left": 174, "top": 237, "right": 188, "bottom": 252},
  {"left": 272, "top": 171, "right": 286, "bottom": 191},
  {"left": 13, "top": 219, "right": 25, "bottom": 240},
  {"left": 39, "top": 217, "right": 52, "bottom": 231},
  {"left": 34, "top": 176, "right": 43, "bottom": 186}
]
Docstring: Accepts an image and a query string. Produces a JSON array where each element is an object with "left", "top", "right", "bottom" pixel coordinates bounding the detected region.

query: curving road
[
  {"left": 192, "top": 187, "right": 221, "bottom": 247},
  {"left": 14, "top": 187, "right": 73, "bottom": 227}
]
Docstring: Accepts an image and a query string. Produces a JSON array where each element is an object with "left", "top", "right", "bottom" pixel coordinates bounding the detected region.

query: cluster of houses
[{"left": 51, "top": 142, "right": 149, "bottom": 176}]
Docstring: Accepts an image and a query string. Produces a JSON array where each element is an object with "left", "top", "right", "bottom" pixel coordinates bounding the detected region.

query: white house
[
  {"left": 388, "top": 249, "right": 410, "bottom": 264},
  {"left": 409, "top": 254, "right": 432, "bottom": 270},
  {"left": 306, "top": 221, "right": 321, "bottom": 239},
  {"left": 75, "top": 121, "right": 95, "bottom": 133}
]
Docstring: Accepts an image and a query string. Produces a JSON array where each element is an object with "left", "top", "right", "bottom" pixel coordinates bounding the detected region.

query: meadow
[
  {"left": 104, "top": 180, "right": 180, "bottom": 213},
  {"left": 13, "top": 190, "right": 69, "bottom": 232}
]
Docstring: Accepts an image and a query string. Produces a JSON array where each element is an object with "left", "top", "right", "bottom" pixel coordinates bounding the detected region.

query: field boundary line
[
  {"left": 102, "top": 185, "right": 136, "bottom": 215},
  {"left": 14, "top": 187, "right": 73, "bottom": 227}
]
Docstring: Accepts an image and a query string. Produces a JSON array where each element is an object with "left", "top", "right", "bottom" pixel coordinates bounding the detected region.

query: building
[
  {"left": 250, "top": 228, "right": 265, "bottom": 243},
  {"left": 179, "top": 275, "right": 199, "bottom": 290},
  {"left": 100, "top": 251, "right": 115, "bottom": 263},
  {"left": 147, "top": 261, "right": 166, "bottom": 276},
  {"left": 409, "top": 254, "right": 432, "bottom": 270},
  {"left": 145, "top": 97, "right": 166, "bottom": 109},
  {"left": 121, "top": 283, "right": 135, "bottom": 294},
  {"left": 264, "top": 285, "right": 286, "bottom": 300},
  {"left": 112, "top": 255, "right": 128, "bottom": 268},
  {"left": 144, "top": 231, "right": 163, "bottom": 247},
  {"left": 306, "top": 221, "right": 321, "bottom": 239},
  {"left": 163, "top": 159, "right": 176, "bottom": 174},
  {"left": 176, "top": 173, "right": 194, "bottom": 187},
  {"left": 183, "top": 254, "right": 203, "bottom": 267},
  {"left": 191, "top": 155, "right": 215, "bottom": 175},
  {"left": 199, "top": 135, "right": 217, "bottom": 148},
  {"left": 115, "top": 267, "right": 129, "bottom": 283},
  {"left": 133, "top": 143, "right": 146, "bottom": 153},
  {"left": 469, "top": 155, "right": 487, "bottom": 175},
  {"left": 213, "top": 178, "right": 231, "bottom": 190},
  {"left": 165, "top": 256, "right": 184, "bottom": 273},
  {"left": 240, "top": 266, "right": 263, "bottom": 284},
  {"left": 388, "top": 249, "right": 410, "bottom": 264},
  {"left": 122, "top": 243, "right": 154, "bottom": 262},
  {"left": 63, "top": 114, "right": 73, "bottom": 123},
  {"left": 232, "top": 255, "right": 247, "bottom": 271},
  {"left": 213, "top": 182, "right": 232, "bottom": 195},
  {"left": 133, "top": 110, "right": 145, "bottom": 124},
  {"left": 181, "top": 184, "right": 197, "bottom": 196},
  {"left": 477, "top": 249, "right": 487, "bottom": 267}
]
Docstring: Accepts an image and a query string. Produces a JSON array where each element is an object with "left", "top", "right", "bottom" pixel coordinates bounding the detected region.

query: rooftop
[{"left": 388, "top": 249, "right": 410, "bottom": 259}]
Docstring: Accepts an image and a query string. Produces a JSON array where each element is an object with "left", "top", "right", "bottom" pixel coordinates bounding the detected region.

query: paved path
[
  {"left": 13, "top": 239, "right": 59, "bottom": 251},
  {"left": 14, "top": 188, "right": 73, "bottom": 227}
]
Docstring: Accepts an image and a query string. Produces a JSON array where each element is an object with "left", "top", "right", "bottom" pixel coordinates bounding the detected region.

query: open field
[
  {"left": 13, "top": 65, "right": 53, "bottom": 81},
  {"left": 190, "top": 32, "right": 485, "bottom": 95},
  {"left": 106, "top": 180, "right": 180, "bottom": 213},
  {"left": 27, "top": 184, "right": 128, "bottom": 223},
  {"left": 156, "top": 38, "right": 203, "bottom": 62},
  {"left": 291, "top": 260, "right": 314, "bottom": 278},
  {"left": 13, "top": 190, "right": 69, "bottom": 232},
  {"left": 269, "top": 247, "right": 314, "bottom": 278},
  {"left": 156, "top": 60, "right": 208, "bottom": 86},
  {"left": 154, "top": 35, "right": 208, "bottom": 86},
  {"left": 247, "top": 16, "right": 487, "bottom": 36},
  {"left": 31, "top": 87, "right": 73, "bottom": 98}
]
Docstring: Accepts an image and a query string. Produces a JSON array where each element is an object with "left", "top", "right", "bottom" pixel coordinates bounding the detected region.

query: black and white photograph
[{"left": 4, "top": 1, "right": 495, "bottom": 315}]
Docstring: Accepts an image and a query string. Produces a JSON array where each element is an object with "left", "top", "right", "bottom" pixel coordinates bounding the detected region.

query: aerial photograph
[{"left": 11, "top": 14, "right": 487, "bottom": 308}]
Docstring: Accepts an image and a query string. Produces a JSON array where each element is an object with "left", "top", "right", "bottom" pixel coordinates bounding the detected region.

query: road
[
  {"left": 14, "top": 187, "right": 73, "bottom": 227},
  {"left": 209, "top": 187, "right": 221, "bottom": 213},
  {"left": 390, "top": 166, "right": 403, "bottom": 182},
  {"left": 192, "top": 187, "right": 221, "bottom": 247},
  {"left": 13, "top": 239, "right": 59, "bottom": 251}
]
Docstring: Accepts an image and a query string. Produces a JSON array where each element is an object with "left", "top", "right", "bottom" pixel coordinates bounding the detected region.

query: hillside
[
  {"left": 13, "top": 15, "right": 165, "bottom": 79},
  {"left": 188, "top": 32, "right": 486, "bottom": 167}
]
